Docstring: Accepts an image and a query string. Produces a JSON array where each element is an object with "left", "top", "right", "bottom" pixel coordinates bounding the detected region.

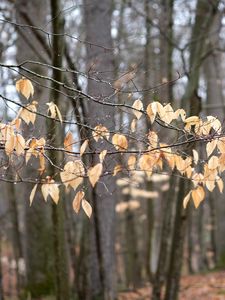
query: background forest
[{"left": 0, "top": 0, "right": 225, "bottom": 300}]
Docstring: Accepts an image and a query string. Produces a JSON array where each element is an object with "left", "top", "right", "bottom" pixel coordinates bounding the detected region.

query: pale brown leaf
[
  {"left": 16, "top": 78, "right": 34, "bottom": 99},
  {"left": 80, "top": 139, "right": 89, "bottom": 157},
  {"left": 30, "top": 184, "right": 38, "bottom": 206},
  {"left": 88, "top": 163, "right": 103, "bottom": 187},
  {"left": 192, "top": 186, "right": 205, "bottom": 208},
  {"left": 132, "top": 99, "right": 143, "bottom": 119},
  {"left": 82, "top": 199, "right": 92, "bottom": 218},
  {"left": 73, "top": 190, "right": 85, "bottom": 213},
  {"left": 112, "top": 134, "right": 128, "bottom": 151},
  {"left": 64, "top": 131, "right": 73, "bottom": 152}
]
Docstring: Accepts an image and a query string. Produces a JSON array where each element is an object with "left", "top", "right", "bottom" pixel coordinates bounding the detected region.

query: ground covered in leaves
[{"left": 118, "top": 271, "right": 225, "bottom": 300}]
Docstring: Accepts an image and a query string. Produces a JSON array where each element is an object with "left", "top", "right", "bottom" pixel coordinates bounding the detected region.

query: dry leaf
[
  {"left": 208, "top": 156, "right": 219, "bottom": 170},
  {"left": 16, "top": 78, "right": 34, "bottom": 99},
  {"left": 112, "top": 134, "right": 128, "bottom": 151},
  {"left": 80, "top": 139, "right": 89, "bottom": 156},
  {"left": 60, "top": 160, "right": 85, "bottom": 190},
  {"left": 73, "top": 190, "right": 85, "bottom": 213},
  {"left": 193, "top": 149, "right": 199, "bottom": 164},
  {"left": 130, "top": 119, "right": 137, "bottom": 133},
  {"left": 127, "top": 155, "right": 136, "bottom": 170},
  {"left": 192, "top": 186, "right": 205, "bottom": 208},
  {"left": 146, "top": 102, "right": 158, "bottom": 123},
  {"left": 41, "top": 177, "right": 59, "bottom": 204},
  {"left": 99, "top": 150, "right": 107, "bottom": 163},
  {"left": 15, "top": 134, "right": 26, "bottom": 156},
  {"left": 18, "top": 101, "right": 37, "bottom": 124},
  {"left": 5, "top": 133, "right": 15, "bottom": 155},
  {"left": 132, "top": 99, "right": 143, "bottom": 119},
  {"left": 92, "top": 125, "right": 110, "bottom": 142},
  {"left": 216, "top": 177, "right": 224, "bottom": 193},
  {"left": 82, "top": 199, "right": 92, "bottom": 218},
  {"left": 206, "top": 140, "right": 217, "bottom": 157},
  {"left": 113, "top": 164, "right": 122, "bottom": 176},
  {"left": 47, "top": 102, "right": 63, "bottom": 122},
  {"left": 88, "top": 163, "right": 103, "bottom": 187},
  {"left": 30, "top": 184, "right": 38, "bottom": 206},
  {"left": 64, "top": 131, "right": 73, "bottom": 152},
  {"left": 217, "top": 137, "right": 225, "bottom": 153},
  {"left": 183, "top": 191, "right": 191, "bottom": 209}
]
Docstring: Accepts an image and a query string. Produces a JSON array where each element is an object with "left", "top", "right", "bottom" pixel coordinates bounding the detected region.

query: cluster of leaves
[{"left": 3, "top": 78, "right": 225, "bottom": 217}]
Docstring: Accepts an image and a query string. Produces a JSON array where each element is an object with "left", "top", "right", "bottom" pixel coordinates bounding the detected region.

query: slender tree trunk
[
  {"left": 164, "top": 2, "right": 220, "bottom": 299},
  {"left": 15, "top": 1, "right": 56, "bottom": 298},
  {"left": 5, "top": 182, "right": 24, "bottom": 297},
  {"left": 84, "top": 1, "right": 117, "bottom": 299},
  {"left": 47, "top": 1, "right": 70, "bottom": 299}
]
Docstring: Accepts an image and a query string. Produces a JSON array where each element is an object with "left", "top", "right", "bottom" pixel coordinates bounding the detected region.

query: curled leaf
[{"left": 16, "top": 78, "right": 34, "bottom": 99}]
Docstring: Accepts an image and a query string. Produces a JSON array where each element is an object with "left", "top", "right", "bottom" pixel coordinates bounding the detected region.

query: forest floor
[{"left": 118, "top": 271, "right": 225, "bottom": 300}]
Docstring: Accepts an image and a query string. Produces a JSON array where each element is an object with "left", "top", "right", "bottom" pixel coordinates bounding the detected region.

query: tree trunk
[
  {"left": 15, "top": 1, "right": 56, "bottom": 298},
  {"left": 84, "top": 1, "right": 117, "bottom": 299},
  {"left": 47, "top": 0, "right": 70, "bottom": 299},
  {"left": 164, "top": 1, "right": 220, "bottom": 299}
]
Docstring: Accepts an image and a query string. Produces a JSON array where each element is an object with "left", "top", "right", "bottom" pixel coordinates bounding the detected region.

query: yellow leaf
[
  {"left": 139, "top": 154, "right": 154, "bottom": 171},
  {"left": 47, "top": 102, "right": 63, "bottom": 122},
  {"left": 216, "top": 177, "right": 223, "bottom": 193},
  {"left": 112, "top": 134, "right": 128, "bottom": 151},
  {"left": 73, "top": 190, "right": 85, "bottom": 213},
  {"left": 18, "top": 101, "right": 37, "bottom": 124},
  {"left": 15, "top": 134, "right": 26, "bottom": 156},
  {"left": 206, "top": 140, "right": 217, "bottom": 157},
  {"left": 191, "top": 186, "right": 205, "bottom": 208},
  {"left": 41, "top": 177, "right": 59, "bottom": 204},
  {"left": 88, "top": 163, "right": 103, "bottom": 187},
  {"left": 113, "top": 164, "right": 122, "bottom": 176},
  {"left": 30, "top": 184, "right": 38, "bottom": 206},
  {"left": 5, "top": 133, "right": 15, "bottom": 155},
  {"left": 16, "top": 78, "right": 34, "bottom": 99},
  {"left": 161, "top": 103, "right": 174, "bottom": 124},
  {"left": 130, "top": 119, "right": 137, "bottom": 132},
  {"left": 60, "top": 160, "right": 85, "bottom": 190},
  {"left": 217, "top": 137, "right": 225, "bottom": 153},
  {"left": 192, "top": 173, "right": 204, "bottom": 187},
  {"left": 184, "top": 116, "right": 199, "bottom": 123},
  {"left": 38, "top": 152, "right": 45, "bottom": 174},
  {"left": 82, "top": 199, "right": 92, "bottom": 218},
  {"left": 207, "top": 116, "right": 221, "bottom": 134},
  {"left": 64, "top": 132, "right": 73, "bottom": 152},
  {"left": 132, "top": 99, "right": 143, "bottom": 119},
  {"left": 208, "top": 156, "right": 219, "bottom": 170},
  {"left": 99, "top": 150, "right": 107, "bottom": 163},
  {"left": 183, "top": 191, "right": 191, "bottom": 209},
  {"left": 148, "top": 131, "right": 158, "bottom": 148},
  {"left": 146, "top": 102, "right": 157, "bottom": 123},
  {"left": 80, "top": 139, "right": 89, "bottom": 157},
  {"left": 92, "top": 125, "right": 110, "bottom": 142},
  {"left": 127, "top": 155, "right": 136, "bottom": 170},
  {"left": 219, "top": 153, "right": 225, "bottom": 173},
  {"left": 192, "top": 149, "right": 199, "bottom": 164},
  {"left": 174, "top": 109, "right": 186, "bottom": 121}
]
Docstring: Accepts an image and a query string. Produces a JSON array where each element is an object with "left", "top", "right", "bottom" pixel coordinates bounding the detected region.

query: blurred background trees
[{"left": 0, "top": 0, "right": 225, "bottom": 299}]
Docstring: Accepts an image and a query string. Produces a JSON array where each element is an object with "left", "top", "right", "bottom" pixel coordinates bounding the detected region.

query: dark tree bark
[
  {"left": 84, "top": 1, "right": 117, "bottom": 299},
  {"left": 15, "top": 1, "right": 56, "bottom": 298},
  {"left": 164, "top": 1, "right": 220, "bottom": 300}
]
